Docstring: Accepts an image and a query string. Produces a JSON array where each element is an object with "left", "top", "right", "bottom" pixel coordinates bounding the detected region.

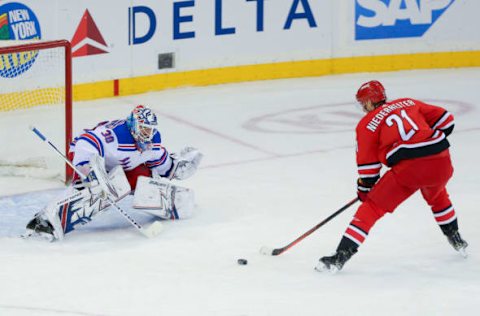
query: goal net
[{"left": 0, "top": 40, "right": 72, "bottom": 181}]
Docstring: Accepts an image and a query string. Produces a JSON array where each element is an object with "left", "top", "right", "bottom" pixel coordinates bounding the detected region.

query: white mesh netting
[{"left": 0, "top": 40, "right": 68, "bottom": 180}]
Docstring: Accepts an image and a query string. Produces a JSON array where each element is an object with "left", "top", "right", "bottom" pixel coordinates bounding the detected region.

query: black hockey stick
[{"left": 260, "top": 197, "right": 359, "bottom": 256}]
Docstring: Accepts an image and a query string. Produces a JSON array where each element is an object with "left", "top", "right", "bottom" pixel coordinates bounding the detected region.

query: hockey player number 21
[{"left": 386, "top": 110, "right": 419, "bottom": 141}]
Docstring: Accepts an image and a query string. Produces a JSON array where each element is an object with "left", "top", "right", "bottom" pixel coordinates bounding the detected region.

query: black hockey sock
[
  {"left": 440, "top": 219, "right": 459, "bottom": 236},
  {"left": 336, "top": 236, "right": 359, "bottom": 254}
]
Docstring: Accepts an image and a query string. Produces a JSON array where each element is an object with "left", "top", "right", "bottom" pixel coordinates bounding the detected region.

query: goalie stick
[
  {"left": 260, "top": 197, "right": 359, "bottom": 256},
  {"left": 30, "top": 126, "right": 163, "bottom": 238}
]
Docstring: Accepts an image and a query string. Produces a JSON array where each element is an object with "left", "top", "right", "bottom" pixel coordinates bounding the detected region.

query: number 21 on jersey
[{"left": 386, "top": 109, "right": 419, "bottom": 141}]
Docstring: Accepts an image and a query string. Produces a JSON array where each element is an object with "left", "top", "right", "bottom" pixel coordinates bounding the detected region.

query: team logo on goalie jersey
[{"left": 0, "top": 2, "right": 42, "bottom": 78}]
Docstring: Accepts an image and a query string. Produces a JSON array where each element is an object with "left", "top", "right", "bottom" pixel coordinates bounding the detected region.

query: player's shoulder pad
[
  {"left": 356, "top": 111, "right": 374, "bottom": 132},
  {"left": 112, "top": 121, "right": 135, "bottom": 144},
  {"left": 152, "top": 131, "right": 162, "bottom": 144},
  {"left": 150, "top": 131, "right": 163, "bottom": 151}
]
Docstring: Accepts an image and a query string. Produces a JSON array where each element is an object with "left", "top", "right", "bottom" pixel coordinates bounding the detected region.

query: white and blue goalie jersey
[{"left": 70, "top": 120, "right": 173, "bottom": 177}]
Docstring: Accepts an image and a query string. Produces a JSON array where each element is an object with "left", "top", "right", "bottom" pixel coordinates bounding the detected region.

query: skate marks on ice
[
  {"left": 0, "top": 156, "right": 62, "bottom": 179},
  {"left": 0, "top": 304, "right": 109, "bottom": 316},
  {"left": 0, "top": 189, "right": 60, "bottom": 238}
]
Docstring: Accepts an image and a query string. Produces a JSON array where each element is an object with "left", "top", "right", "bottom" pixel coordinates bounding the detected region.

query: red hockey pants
[
  {"left": 353, "top": 150, "right": 454, "bottom": 233},
  {"left": 124, "top": 164, "right": 151, "bottom": 190}
]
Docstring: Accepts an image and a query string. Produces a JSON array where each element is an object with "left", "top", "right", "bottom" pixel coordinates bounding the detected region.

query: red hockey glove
[{"left": 357, "top": 178, "right": 375, "bottom": 202}]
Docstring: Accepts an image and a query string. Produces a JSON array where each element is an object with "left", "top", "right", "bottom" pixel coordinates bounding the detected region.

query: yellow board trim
[
  {"left": 2, "top": 50, "right": 480, "bottom": 110},
  {"left": 74, "top": 50, "right": 480, "bottom": 101}
]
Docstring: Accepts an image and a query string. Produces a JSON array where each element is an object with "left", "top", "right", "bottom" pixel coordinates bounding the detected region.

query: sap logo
[
  {"left": 71, "top": 9, "right": 109, "bottom": 57},
  {"left": 355, "top": 0, "right": 455, "bottom": 40},
  {"left": 0, "top": 2, "right": 41, "bottom": 78}
]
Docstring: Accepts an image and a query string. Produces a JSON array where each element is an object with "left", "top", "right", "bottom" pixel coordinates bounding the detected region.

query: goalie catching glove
[{"left": 162, "top": 146, "right": 203, "bottom": 180}]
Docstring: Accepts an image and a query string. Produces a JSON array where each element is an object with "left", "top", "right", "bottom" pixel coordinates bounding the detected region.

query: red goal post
[{"left": 0, "top": 39, "right": 73, "bottom": 182}]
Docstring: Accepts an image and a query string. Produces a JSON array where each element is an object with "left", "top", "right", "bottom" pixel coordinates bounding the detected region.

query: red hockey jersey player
[{"left": 317, "top": 80, "right": 468, "bottom": 273}]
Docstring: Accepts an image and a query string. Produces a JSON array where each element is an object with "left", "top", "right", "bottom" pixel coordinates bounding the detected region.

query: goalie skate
[{"left": 23, "top": 214, "right": 57, "bottom": 242}]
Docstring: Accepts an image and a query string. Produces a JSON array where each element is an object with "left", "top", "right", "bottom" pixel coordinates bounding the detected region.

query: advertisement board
[{"left": 1, "top": 0, "right": 479, "bottom": 100}]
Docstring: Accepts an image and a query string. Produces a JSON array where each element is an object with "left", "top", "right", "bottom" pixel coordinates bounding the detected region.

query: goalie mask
[{"left": 127, "top": 105, "right": 158, "bottom": 151}]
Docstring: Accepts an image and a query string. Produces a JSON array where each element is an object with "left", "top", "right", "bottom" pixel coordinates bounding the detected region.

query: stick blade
[
  {"left": 259, "top": 246, "right": 275, "bottom": 256},
  {"left": 260, "top": 246, "right": 285, "bottom": 256},
  {"left": 141, "top": 221, "right": 164, "bottom": 238}
]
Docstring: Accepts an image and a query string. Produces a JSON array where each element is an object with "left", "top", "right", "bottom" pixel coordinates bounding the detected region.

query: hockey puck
[{"left": 237, "top": 258, "right": 248, "bottom": 265}]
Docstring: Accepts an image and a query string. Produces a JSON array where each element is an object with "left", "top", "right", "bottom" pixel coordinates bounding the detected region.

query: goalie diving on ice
[{"left": 24, "top": 105, "right": 203, "bottom": 241}]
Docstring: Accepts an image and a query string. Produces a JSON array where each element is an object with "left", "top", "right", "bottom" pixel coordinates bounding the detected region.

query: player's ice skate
[
  {"left": 447, "top": 231, "right": 469, "bottom": 258},
  {"left": 315, "top": 249, "right": 357, "bottom": 274},
  {"left": 315, "top": 257, "right": 341, "bottom": 274}
]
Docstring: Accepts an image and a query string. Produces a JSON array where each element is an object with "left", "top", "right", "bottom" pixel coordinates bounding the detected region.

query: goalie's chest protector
[{"left": 99, "top": 122, "right": 164, "bottom": 172}]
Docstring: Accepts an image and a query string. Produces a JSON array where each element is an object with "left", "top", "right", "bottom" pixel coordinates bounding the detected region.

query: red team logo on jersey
[{"left": 71, "top": 9, "right": 109, "bottom": 57}]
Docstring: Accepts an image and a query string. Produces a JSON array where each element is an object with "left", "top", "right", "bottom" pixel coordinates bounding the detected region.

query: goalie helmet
[
  {"left": 127, "top": 105, "right": 158, "bottom": 151},
  {"left": 356, "top": 80, "right": 386, "bottom": 106}
]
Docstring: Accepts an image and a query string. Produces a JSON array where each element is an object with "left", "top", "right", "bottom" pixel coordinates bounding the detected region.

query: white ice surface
[{"left": 1, "top": 69, "right": 480, "bottom": 316}]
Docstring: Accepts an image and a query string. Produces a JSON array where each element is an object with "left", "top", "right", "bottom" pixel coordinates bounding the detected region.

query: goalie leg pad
[
  {"left": 171, "top": 186, "right": 194, "bottom": 219},
  {"left": 25, "top": 186, "right": 100, "bottom": 240},
  {"left": 25, "top": 156, "right": 132, "bottom": 241},
  {"left": 133, "top": 176, "right": 195, "bottom": 220}
]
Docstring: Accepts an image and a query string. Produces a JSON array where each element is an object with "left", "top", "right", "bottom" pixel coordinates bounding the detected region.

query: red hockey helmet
[{"left": 356, "top": 80, "right": 386, "bottom": 105}]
